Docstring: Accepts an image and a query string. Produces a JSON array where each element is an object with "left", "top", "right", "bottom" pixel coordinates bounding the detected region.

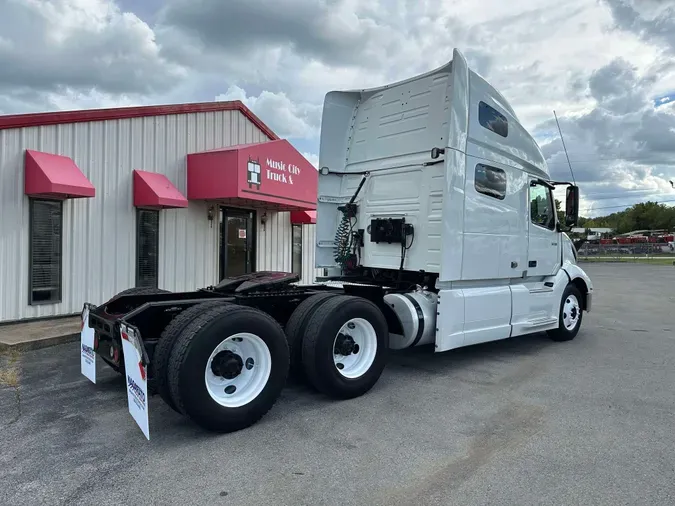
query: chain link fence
[{"left": 577, "top": 240, "right": 675, "bottom": 262}]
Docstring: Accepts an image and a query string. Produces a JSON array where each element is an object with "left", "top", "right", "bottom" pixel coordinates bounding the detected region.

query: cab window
[{"left": 530, "top": 184, "right": 555, "bottom": 230}]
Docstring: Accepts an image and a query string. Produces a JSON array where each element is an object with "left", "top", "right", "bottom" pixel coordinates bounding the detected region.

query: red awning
[
  {"left": 186, "top": 139, "right": 317, "bottom": 212},
  {"left": 24, "top": 150, "right": 95, "bottom": 199},
  {"left": 133, "top": 170, "right": 188, "bottom": 209},
  {"left": 290, "top": 211, "right": 316, "bottom": 224}
]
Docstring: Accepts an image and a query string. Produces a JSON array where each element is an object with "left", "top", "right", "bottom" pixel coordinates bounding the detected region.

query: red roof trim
[{"left": 0, "top": 100, "right": 279, "bottom": 141}]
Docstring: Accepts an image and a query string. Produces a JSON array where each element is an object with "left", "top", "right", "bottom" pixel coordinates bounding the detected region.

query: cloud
[
  {"left": 536, "top": 55, "right": 675, "bottom": 216},
  {"left": 215, "top": 86, "right": 321, "bottom": 140},
  {"left": 604, "top": 0, "right": 675, "bottom": 52},
  {"left": 1, "top": 0, "right": 674, "bottom": 217},
  {"left": 0, "top": 0, "right": 185, "bottom": 114},
  {"left": 302, "top": 152, "right": 319, "bottom": 169}
]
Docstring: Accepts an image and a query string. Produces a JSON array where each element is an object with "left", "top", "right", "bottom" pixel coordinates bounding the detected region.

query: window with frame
[
  {"left": 530, "top": 184, "right": 556, "bottom": 230},
  {"left": 29, "top": 199, "right": 63, "bottom": 305},
  {"left": 292, "top": 224, "right": 302, "bottom": 276},
  {"left": 475, "top": 164, "right": 507, "bottom": 200},
  {"left": 136, "top": 209, "right": 160, "bottom": 288},
  {"left": 479, "top": 101, "right": 508, "bottom": 138}
]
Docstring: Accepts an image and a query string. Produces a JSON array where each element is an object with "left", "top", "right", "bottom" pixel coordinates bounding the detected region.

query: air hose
[{"left": 334, "top": 172, "right": 369, "bottom": 267}]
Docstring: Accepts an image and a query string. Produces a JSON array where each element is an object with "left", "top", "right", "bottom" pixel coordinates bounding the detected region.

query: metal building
[{"left": 0, "top": 101, "right": 321, "bottom": 323}]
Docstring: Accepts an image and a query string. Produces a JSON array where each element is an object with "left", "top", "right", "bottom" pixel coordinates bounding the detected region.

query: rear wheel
[
  {"left": 301, "top": 295, "right": 389, "bottom": 399},
  {"left": 547, "top": 284, "right": 583, "bottom": 342},
  {"left": 100, "top": 287, "right": 171, "bottom": 379},
  {"left": 167, "top": 304, "right": 289, "bottom": 432},
  {"left": 152, "top": 301, "right": 231, "bottom": 412},
  {"left": 106, "top": 287, "right": 169, "bottom": 305},
  {"left": 284, "top": 292, "right": 340, "bottom": 378}
]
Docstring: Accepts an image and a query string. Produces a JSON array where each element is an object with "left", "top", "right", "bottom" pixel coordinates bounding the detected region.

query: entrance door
[{"left": 219, "top": 207, "right": 255, "bottom": 281}]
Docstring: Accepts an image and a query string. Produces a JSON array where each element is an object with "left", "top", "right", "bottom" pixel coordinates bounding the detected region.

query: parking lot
[{"left": 1, "top": 263, "right": 674, "bottom": 506}]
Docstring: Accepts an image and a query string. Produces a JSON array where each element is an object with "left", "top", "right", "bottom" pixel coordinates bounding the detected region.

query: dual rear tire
[
  {"left": 145, "top": 293, "right": 388, "bottom": 433},
  {"left": 156, "top": 303, "right": 289, "bottom": 433},
  {"left": 286, "top": 293, "right": 389, "bottom": 399}
]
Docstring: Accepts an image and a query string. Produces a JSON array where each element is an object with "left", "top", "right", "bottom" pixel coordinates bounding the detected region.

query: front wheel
[{"left": 547, "top": 284, "right": 583, "bottom": 342}]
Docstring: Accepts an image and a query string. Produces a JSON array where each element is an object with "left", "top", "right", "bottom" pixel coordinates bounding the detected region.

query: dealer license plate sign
[
  {"left": 120, "top": 323, "right": 150, "bottom": 440},
  {"left": 80, "top": 304, "right": 97, "bottom": 384}
]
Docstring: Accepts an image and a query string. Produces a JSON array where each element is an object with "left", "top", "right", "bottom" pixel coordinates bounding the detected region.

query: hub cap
[
  {"left": 563, "top": 294, "right": 581, "bottom": 331},
  {"left": 333, "top": 318, "right": 377, "bottom": 379},
  {"left": 204, "top": 333, "right": 272, "bottom": 408}
]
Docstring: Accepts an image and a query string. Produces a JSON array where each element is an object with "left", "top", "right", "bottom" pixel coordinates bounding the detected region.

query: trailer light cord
[
  {"left": 334, "top": 172, "right": 369, "bottom": 269},
  {"left": 398, "top": 224, "right": 415, "bottom": 282}
]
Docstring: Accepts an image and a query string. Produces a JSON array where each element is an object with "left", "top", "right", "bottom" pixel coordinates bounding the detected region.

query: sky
[{"left": 1, "top": 0, "right": 674, "bottom": 217}]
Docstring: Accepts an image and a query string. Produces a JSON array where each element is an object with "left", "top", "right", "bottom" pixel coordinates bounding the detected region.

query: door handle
[{"left": 529, "top": 260, "right": 537, "bottom": 267}]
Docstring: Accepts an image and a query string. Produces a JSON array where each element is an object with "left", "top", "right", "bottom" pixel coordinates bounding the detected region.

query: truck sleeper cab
[
  {"left": 79, "top": 49, "right": 592, "bottom": 437},
  {"left": 315, "top": 48, "right": 593, "bottom": 352}
]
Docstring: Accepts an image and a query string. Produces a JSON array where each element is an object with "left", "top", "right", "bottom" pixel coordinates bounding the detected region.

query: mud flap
[
  {"left": 80, "top": 303, "right": 97, "bottom": 384},
  {"left": 119, "top": 322, "right": 150, "bottom": 440}
]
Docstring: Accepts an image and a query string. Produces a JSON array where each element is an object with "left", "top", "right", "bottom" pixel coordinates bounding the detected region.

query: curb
[{"left": 0, "top": 332, "right": 79, "bottom": 353}]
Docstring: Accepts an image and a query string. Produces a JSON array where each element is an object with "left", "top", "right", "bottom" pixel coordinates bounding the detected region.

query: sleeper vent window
[
  {"left": 479, "top": 101, "right": 508, "bottom": 138},
  {"left": 136, "top": 209, "right": 160, "bottom": 288},
  {"left": 29, "top": 199, "right": 63, "bottom": 305},
  {"left": 475, "top": 164, "right": 507, "bottom": 200}
]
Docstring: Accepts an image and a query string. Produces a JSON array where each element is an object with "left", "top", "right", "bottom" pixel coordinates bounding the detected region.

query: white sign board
[
  {"left": 80, "top": 305, "right": 97, "bottom": 384},
  {"left": 120, "top": 323, "right": 150, "bottom": 440}
]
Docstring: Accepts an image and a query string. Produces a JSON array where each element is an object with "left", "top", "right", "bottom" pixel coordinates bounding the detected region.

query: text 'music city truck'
[{"left": 79, "top": 49, "right": 593, "bottom": 439}]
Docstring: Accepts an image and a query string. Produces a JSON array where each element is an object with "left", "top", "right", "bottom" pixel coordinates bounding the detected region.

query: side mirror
[{"left": 565, "top": 185, "right": 579, "bottom": 227}]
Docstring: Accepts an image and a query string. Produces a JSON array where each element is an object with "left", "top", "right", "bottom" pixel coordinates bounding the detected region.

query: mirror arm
[{"left": 530, "top": 178, "right": 556, "bottom": 190}]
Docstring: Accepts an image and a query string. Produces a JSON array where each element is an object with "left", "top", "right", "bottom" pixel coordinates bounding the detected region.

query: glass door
[{"left": 219, "top": 207, "right": 255, "bottom": 281}]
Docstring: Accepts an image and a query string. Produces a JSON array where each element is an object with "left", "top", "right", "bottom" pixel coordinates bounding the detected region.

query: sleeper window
[
  {"left": 479, "top": 101, "right": 508, "bottom": 138},
  {"left": 475, "top": 164, "right": 507, "bottom": 200}
]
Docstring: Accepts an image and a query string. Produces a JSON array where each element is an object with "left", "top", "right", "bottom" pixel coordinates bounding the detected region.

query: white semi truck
[{"left": 80, "top": 49, "right": 593, "bottom": 438}]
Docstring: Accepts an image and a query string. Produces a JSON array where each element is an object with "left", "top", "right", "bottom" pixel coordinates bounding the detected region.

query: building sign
[{"left": 187, "top": 139, "right": 318, "bottom": 211}]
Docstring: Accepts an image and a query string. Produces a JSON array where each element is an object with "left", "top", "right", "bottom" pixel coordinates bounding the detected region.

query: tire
[
  {"left": 547, "top": 284, "right": 583, "bottom": 342},
  {"left": 301, "top": 295, "right": 389, "bottom": 399},
  {"left": 105, "top": 287, "right": 169, "bottom": 305},
  {"left": 284, "top": 292, "right": 340, "bottom": 378},
  {"left": 102, "top": 287, "right": 170, "bottom": 380},
  {"left": 152, "top": 300, "right": 231, "bottom": 413},
  {"left": 167, "top": 304, "right": 289, "bottom": 433}
]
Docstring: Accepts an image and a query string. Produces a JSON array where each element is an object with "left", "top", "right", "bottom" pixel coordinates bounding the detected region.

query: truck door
[{"left": 527, "top": 179, "right": 561, "bottom": 277}]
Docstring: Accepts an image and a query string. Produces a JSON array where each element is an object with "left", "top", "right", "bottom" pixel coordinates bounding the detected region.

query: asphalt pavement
[{"left": 1, "top": 263, "right": 674, "bottom": 506}]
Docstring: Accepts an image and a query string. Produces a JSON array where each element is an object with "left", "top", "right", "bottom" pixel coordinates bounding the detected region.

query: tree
[
  {"left": 555, "top": 199, "right": 565, "bottom": 225},
  {"left": 578, "top": 201, "right": 675, "bottom": 234}
]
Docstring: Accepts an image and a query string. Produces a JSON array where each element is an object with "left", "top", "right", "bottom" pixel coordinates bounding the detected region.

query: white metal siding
[
  {"left": 301, "top": 224, "right": 324, "bottom": 285},
  {"left": 254, "top": 213, "right": 320, "bottom": 285},
  {"left": 0, "top": 110, "right": 282, "bottom": 322}
]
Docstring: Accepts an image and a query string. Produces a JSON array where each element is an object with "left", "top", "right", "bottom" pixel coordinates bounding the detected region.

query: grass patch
[
  {"left": 0, "top": 367, "right": 19, "bottom": 388},
  {"left": 580, "top": 257, "right": 675, "bottom": 266},
  {"left": 0, "top": 348, "right": 21, "bottom": 388}
]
